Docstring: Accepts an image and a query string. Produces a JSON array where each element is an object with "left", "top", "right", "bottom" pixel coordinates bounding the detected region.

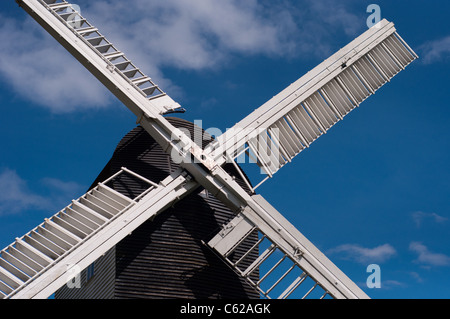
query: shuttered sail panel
[
  {"left": 208, "top": 22, "right": 418, "bottom": 190},
  {"left": 0, "top": 168, "right": 171, "bottom": 299}
]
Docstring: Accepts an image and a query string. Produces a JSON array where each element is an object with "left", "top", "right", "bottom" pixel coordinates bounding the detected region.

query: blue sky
[{"left": 0, "top": 0, "right": 449, "bottom": 299}]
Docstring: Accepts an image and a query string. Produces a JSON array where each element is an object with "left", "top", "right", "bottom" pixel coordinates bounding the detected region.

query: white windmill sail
[
  {"left": 6, "top": 0, "right": 417, "bottom": 300},
  {"left": 0, "top": 168, "right": 196, "bottom": 299},
  {"left": 206, "top": 19, "right": 418, "bottom": 190},
  {"left": 207, "top": 195, "right": 369, "bottom": 299}
]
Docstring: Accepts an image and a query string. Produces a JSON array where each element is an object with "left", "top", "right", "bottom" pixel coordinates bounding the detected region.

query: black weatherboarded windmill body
[
  {"left": 55, "top": 119, "right": 260, "bottom": 298},
  {"left": 0, "top": 0, "right": 417, "bottom": 299}
]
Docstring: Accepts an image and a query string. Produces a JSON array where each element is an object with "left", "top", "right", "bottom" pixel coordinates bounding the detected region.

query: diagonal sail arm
[
  {"left": 207, "top": 194, "right": 369, "bottom": 299},
  {"left": 206, "top": 19, "right": 418, "bottom": 190},
  {"left": 1, "top": 168, "right": 197, "bottom": 299}
]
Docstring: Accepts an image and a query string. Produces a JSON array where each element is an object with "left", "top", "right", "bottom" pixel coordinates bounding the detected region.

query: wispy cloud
[
  {"left": 328, "top": 243, "right": 397, "bottom": 264},
  {"left": 0, "top": 168, "right": 49, "bottom": 215},
  {"left": 409, "top": 242, "right": 450, "bottom": 267},
  {"left": 41, "top": 177, "right": 86, "bottom": 208},
  {"left": 419, "top": 35, "right": 450, "bottom": 64},
  {"left": 411, "top": 211, "right": 447, "bottom": 228},
  {"left": 382, "top": 280, "right": 406, "bottom": 290},
  {"left": 0, "top": 0, "right": 364, "bottom": 112},
  {"left": 0, "top": 15, "right": 113, "bottom": 113},
  {"left": 0, "top": 168, "right": 85, "bottom": 216},
  {"left": 409, "top": 271, "right": 424, "bottom": 283}
]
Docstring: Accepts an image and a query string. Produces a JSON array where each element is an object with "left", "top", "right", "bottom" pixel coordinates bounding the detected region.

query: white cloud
[
  {"left": 328, "top": 243, "right": 397, "bottom": 264},
  {"left": 0, "top": 168, "right": 49, "bottom": 215},
  {"left": 0, "top": 168, "right": 85, "bottom": 216},
  {"left": 409, "top": 271, "right": 423, "bottom": 283},
  {"left": 0, "top": 1, "right": 364, "bottom": 112},
  {"left": 382, "top": 280, "right": 405, "bottom": 290},
  {"left": 419, "top": 36, "right": 450, "bottom": 64},
  {"left": 304, "top": 0, "right": 361, "bottom": 37},
  {"left": 41, "top": 177, "right": 86, "bottom": 208},
  {"left": 81, "top": 0, "right": 301, "bottom": 74},
  {"left": 411, "top": 211, "right": 447, "bottom": 228},
  {"left": 0, "top": 15, "right": 113, "bottom": 113},
  {"left": 409, "top": 242, "right": 450, "bottom": 267}
]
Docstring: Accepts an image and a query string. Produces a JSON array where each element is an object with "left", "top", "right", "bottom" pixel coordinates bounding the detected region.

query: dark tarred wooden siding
[{"left": 56, "top": 117, "right": 259, "bottom": 299}]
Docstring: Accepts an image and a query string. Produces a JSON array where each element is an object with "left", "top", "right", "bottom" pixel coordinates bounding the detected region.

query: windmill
[{"left": 0, "top": 0, "right": 417, "bottom": 299}]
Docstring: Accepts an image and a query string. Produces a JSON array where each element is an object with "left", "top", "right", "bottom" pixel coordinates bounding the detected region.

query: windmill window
[{"left": 86, "top": 262, "right": 95, "bottom": 282}]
